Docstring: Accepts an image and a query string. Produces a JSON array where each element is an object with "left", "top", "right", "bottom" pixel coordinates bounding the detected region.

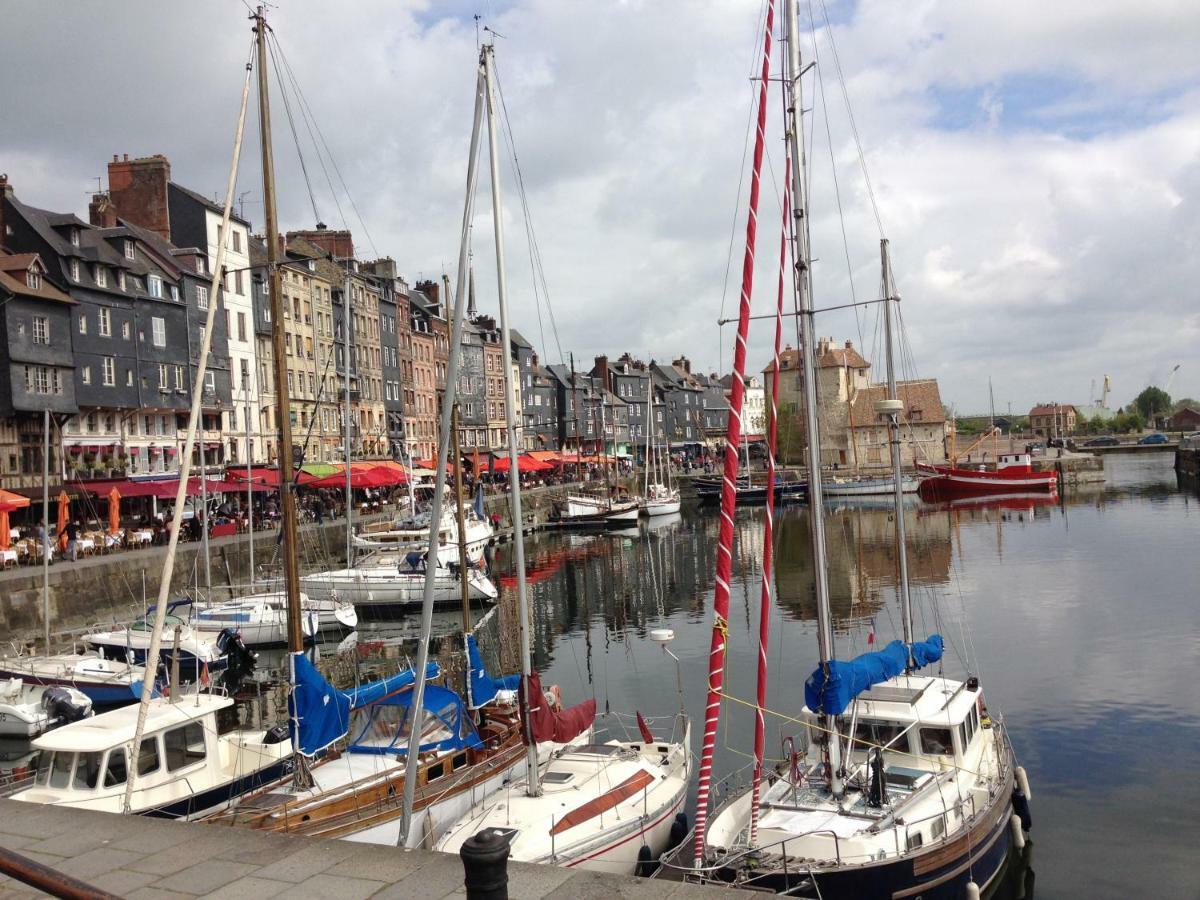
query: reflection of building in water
[{"left": 772, "top": 504, "right": 951, "bottom": 631}]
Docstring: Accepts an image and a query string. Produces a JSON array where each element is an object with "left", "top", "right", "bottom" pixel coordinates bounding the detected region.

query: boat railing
[{"left": 599, "top": 710, "right": 689, "bottom": 747}]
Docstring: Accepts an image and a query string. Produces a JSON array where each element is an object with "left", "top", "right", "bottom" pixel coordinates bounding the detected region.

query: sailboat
[
  {"left": 674, "top": 5, "right": 1030, "bottom": 894},
  {"left": 640, "top": 375, "right": 681, "bottom": 516},
  {"left": 353, "top": 484, "right": 493, "bottom": 563},
  {"left": 431, "top": 40, "right": 690, "bottom": 876}
]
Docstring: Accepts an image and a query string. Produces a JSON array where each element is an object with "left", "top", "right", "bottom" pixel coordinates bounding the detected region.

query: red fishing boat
[{"left": 917, "top": 452, "right": 1058, "bottom": 498}]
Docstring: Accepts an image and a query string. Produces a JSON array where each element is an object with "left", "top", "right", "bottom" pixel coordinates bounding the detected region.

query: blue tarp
[
  {"left": 465, "top": 634, "right": 520, "bottom": 709},
  {"left": 347, "top": 683, "right": 483, "bottom": 756},
  {"left": 804, "top": 635, "right": 944, "bottom": 717},
  {"left": 289, "top": 653, "right": 441, "bottom": 757}
]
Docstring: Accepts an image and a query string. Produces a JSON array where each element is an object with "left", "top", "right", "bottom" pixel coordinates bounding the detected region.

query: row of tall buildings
[
  {"left": 0, "top": 153, "right": 947, "bottom": 493},
  {"left": 0, "top": 155, "right": 770, "bottom": 491}
]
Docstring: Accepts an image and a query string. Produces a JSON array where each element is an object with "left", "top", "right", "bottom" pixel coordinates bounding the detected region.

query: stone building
[{"left": 1029, "top": 403, "right": 1077, "bottom": 440}]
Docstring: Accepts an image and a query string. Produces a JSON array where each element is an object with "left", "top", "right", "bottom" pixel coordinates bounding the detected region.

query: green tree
[
  {"left": 1073, "top": 414, "right": 1091, "bottom": 436},
  {"left": 1134, "top": 386, "right": 1172, "bottom": 421},
  {"left": 1173, "top": 397, "right": 1199, "bottom": 413}
]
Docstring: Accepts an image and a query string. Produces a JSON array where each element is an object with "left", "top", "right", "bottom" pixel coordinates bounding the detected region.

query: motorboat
[
  {"left": 83, "top": 606, "right": 246, "bottom": 678},
  {"left": 354, "top": 505, "right": 493, "bottom": 565},
  {"left": 9, "top": 693, "right": 291, "bottom": 819},
  {"left": 0, "top": 653, "right": 150, "bottom": 706},
  {"left": 0, "top": 679, "right": 93, "bottom": 738},
  {"left": 917, "top": 453, "right": 1058, "bottom": 497}
]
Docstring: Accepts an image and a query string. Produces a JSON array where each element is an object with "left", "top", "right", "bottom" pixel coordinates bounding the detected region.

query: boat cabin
[
  {"left": 996, "top": 453, "right": 1032, "bottom": 471},
  {"left": 13, "top": 694, "right": 288, "bottom": 816}
]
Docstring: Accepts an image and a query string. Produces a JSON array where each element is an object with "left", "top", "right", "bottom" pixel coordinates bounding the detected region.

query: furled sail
[
  {"left": 465, "top": 633, "right": 520, "bottom": 709},
  {"left": 804, "top": 635, "right": 944, "bottom": 717},
  {"left": 521, "top": 672, "right": 595, "bottom": 745}
]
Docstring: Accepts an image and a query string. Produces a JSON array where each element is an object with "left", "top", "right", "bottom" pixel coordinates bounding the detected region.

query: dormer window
[
  {"left": 169, "top": 284, "right": 180, "bottom": 302},
  {"left": 70, "top": 259, "right": 80, "bottom": 282},
  {"left": 148, "top": 275, "right": 164, "bottom": 299},
  {"left": 196, "top": 256, "right": 206, "bottom": 275},
  {"left": 95, "top": 266, "right": 107, "bottom": 288},
  {"left": 124, "top": 240, "right": 135, "bottom": 260},
  {"left": 26, "top": 270, "right": 41, "bottom": 290},
  {"left": 70, "top": 228, "right": 80, "bottom": 247},
  {"left": 117, "top": 271, "right": 127, "bottom": 291}
]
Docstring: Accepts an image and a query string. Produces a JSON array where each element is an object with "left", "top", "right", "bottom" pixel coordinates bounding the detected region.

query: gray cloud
[{"left": 2, "top": 0, "right": 1198, "bottom": 412}]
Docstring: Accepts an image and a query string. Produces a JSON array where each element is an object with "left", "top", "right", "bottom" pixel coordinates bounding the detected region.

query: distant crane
[
  {"left": 1098, "top": 374, "right": 1111, "bottom": 409},
  {"left": 1164, "top": 364, "right": 1182, "bottom": 398}
]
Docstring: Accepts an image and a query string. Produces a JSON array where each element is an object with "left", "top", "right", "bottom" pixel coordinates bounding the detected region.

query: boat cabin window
[
  {"left": 906, "top": 830, "right": 924, "bottom": 851},
  {"left": 931, "top": 815, "right": 945, "bottom": 840},
  {"left": 72, "top": 752, "right": 104, "bottom": 790},
  {"left": 47, "top": 753, "right": 72, "bottom": 787},
  {"left": 426, "top": 762, "right": 444, "bottom": 782},
  {"left": 853, "top": 720, "right": 908, "bottom": 750},
  {"left": 104, "top": 749, "right": 128, "bottom": 787},
  {"left": 137, "top": 737, "right": 160, "bottom": 776},
  {"left": 919, "top": 727, "right": 954, "bottom": 756},
  {"left": 164, "top": 723, "right": 206, "bottom": 771}
]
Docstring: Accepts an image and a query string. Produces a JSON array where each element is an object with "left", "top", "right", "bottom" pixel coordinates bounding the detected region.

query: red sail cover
[{"left": 522, "top": 673, "right": 596, "bottom": 745}]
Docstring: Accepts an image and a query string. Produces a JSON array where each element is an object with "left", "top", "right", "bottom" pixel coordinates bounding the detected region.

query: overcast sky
[{"left": 3, "top": 0, "right": 1198, "bottom": 413}]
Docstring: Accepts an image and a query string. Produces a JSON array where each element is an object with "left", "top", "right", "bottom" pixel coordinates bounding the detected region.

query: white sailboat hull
[
  {"left": 641, "top": 497, "right": 681, "bottom": 516},
  {"left": 436, "top": 722, "right": 691, "bottom": 875},
  {"left": 822, "top": 474, "right": 922, "bottom": 496},
  {"left": 300, "top": 563, "right": 498, "bottom": 607}
]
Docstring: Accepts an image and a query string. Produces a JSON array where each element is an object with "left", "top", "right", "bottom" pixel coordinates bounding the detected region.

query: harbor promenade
[{"left": 0, "top": 800, "right": 719, "bottom": 899}]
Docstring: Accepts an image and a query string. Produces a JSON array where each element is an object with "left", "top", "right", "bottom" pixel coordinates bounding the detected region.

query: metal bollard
[{"left": 460, "top": 828, "right": 510, "bottom": 900}]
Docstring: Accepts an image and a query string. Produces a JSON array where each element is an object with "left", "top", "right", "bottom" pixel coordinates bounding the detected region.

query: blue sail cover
[
  {"left": 804, "top": 635, "right": 945, "bottom": 717},
  {"left": 465, "top": 634, "right": 520, "bottom": 709},
  {"left": 347, "top": 683, "right": 483, "bottom": 756},
  {"left": 289, "top": 653, "right": 441, "bottom": 757}
]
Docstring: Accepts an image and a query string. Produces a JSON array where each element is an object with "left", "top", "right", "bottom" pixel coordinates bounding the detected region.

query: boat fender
[
  {"left": 1012, "top": 786, "right": 1032, "bottom": 831},
  {"left": 635, "top": 844, "right": 655, "bottom": 877},
  {"left": 1015, "top": 765, "right": 1032, "bottom": 801},
  {"left": 1010, "top": 814, "right": 1026, "bottom": 850},
  {"left": 965, "top": 881, "right": 981, "bottom": 900},
  {"left": 263, "top": 723, "right": 290, "bottom": 744},
  {"left": 669, "top": 812, "right": 689, "bottom": 850}
]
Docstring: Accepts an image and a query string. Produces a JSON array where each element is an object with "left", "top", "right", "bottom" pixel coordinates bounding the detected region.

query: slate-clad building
[
  {"left": 652, "top": 356, "right": 704, "bottom": 448},
  {"left": 0, "top": 249, "right": 77, "bottom": 489}
]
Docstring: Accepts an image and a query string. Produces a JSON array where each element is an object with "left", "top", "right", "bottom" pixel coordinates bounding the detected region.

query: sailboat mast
[
  {"left": 255, "top": 7, "right": 304, "bottom": 654},
  {"left": 245, "top": 402, "right": 253, "bottom": 588},
  {"left": 692, "top": 0, "right": 776, "bottom": 863},
  {"left": 399, "top": 54, "right": 487, "bottom": 840},
  {"left": 41, "top": 408, "right": 49, "bottom": 654},
  {"left": 343, "top": 266, "right": 354, "bottom": 568},
  {"left": 452, "top": 403, "right": 471, "bottom": 633},
  {"left": 880, "top": 239, "right": 914, "bottom": 657},
  {"left": 482, "top": 42, "right": 540, "bottom": 796},
  {"left": 643, "top": 373, "right": 653, "bottom": 496},
  {"left": 783, "top": 0, "right": 844, "bottom": 797}
]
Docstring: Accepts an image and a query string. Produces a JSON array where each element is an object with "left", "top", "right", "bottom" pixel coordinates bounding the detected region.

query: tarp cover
[
  {"left": 289, "top": 653, "right": 440, "bottom": 756},
  {"left": 804, "top": 635, "right": 944, "bottom": 717},
  {"left": 522, "top": 672, "right": 595, "bottom": 745},
  {"left": 465, "top": 633, "right": 520, "bottom": 708},
  {"left": 346, "top": 683, "right": 482, "bottom": 756}
]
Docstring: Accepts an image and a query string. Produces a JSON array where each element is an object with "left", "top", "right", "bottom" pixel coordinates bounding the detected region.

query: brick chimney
[
  {"left": 364, "top": 257, "right": 396, "bottom": 279},
  {"left": 0, "top": 173, "right": 11, "bottom": 250},
  {"left": 287, "top": 226, "right": 354, "bottom": 260},
  {"left": 106, "top": 154, "right": 171, "bottom": 240},
  {"left": 414, "top": 279, "right": 440, "bottom": 311},
  {"left": 593, "top": 355, "right": 610, "bottom": 389},
  {"left": 88, "top": 192, "right": 118, "bottom": 228},
  {"left": 672, "top": 355, "right": 691, "bottom": 374}
]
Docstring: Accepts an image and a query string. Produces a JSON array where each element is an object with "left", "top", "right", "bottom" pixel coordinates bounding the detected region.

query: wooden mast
[{"left": 254, "top": 7, "right": 304, "bottom": 655}]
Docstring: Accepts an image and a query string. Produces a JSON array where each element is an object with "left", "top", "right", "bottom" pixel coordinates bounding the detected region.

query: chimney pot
[
  {"left": 113, "top": 155, "right": 119, "bottom": 162},
  {"left": 123, "top": 154, "right": 129, "bottom": 161}
]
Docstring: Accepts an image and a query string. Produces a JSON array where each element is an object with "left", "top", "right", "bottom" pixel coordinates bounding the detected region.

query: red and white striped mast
[
  {"left": 749, "top": 158, "right": 790, "bottom": 847},
  {"left": 692, "top": 0, "right": 776, "bottom": 865}
]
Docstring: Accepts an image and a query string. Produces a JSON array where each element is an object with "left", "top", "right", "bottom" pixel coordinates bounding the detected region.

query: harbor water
[
  {"left": 2, "top": 453, "right": 1195, "bottom": 898},
  {"left": 474, "top": 452, "right": 1197, "bottom": 899}
]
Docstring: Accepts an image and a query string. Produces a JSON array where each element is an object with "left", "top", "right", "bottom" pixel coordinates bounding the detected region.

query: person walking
[
  {"left": 35, "top": 518, "right": 51, "bottom": 563},
  {"left": 65, "top": 518, "right": 80, "bottom": 562}
]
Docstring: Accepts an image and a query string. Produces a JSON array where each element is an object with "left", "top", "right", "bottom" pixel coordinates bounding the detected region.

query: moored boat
[
  {"left": 300, "top": 552, "right": 498, "bottom": 609},
  {"left": 0, "top": 653, "right": 149, "bottom": 706},
  {"left": 917, "top": 453, "right": 1058, "bottom": 497}
]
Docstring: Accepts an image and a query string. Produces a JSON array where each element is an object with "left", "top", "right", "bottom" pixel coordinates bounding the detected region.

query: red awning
[
  {"left": 481, "top": 453, "right": 554, "bottom": 474},
  {"left": 74, "top": 478, "right": 224, "bottom": 500}
]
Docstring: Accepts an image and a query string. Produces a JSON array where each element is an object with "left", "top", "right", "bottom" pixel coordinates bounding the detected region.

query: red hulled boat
[{"left": 918, "top": 452, "right": 1058, "bottom": 498}]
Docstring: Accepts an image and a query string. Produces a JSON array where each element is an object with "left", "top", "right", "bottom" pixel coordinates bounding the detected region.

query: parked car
[
  {"left": 1025, "top": 441, "right": 1044, "bottom": 453},
  {"left": 1138, "top": 433, "right": 1170, "bottom": 445},
  {"left": 1083, "top": 436, "right": 1119, "bottom": 447},
  {"left": 1048, "top": 437, "right": 1066, "bottom": 448}
]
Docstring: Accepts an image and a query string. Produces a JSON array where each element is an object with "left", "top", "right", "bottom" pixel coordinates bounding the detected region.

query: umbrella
[
  {"left": 108, "top": 486, "right": 121, "bottom": 536},
  {"left": 0, "top": 490, "right": 32, "bottom": 551},
  {"left": 56, "top": 490, "right": 70, "bottom": 552}
]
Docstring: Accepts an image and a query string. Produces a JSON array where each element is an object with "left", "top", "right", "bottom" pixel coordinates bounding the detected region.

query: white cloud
[{"left": 2, "top": 0, "right": 1198, "bottom": 411}]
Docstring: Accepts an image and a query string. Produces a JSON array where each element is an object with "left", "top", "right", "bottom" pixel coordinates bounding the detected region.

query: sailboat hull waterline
[
  {"left": 821, "top": 474, "right": 922, "bottom": 497},
  {"left": 300, "top": 559, "right": 498, "bottom": 609}
]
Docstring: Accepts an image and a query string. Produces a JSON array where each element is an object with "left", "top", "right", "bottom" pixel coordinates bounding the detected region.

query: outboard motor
[
  {"left": 215, "top": 628, "right": 257, "bottom": 692},
  {"left": 263, "top": 723, "right": 290, "bottom": 744},
  {"left": 41, "top": 686, "right": 93, "bottom": 725}
]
